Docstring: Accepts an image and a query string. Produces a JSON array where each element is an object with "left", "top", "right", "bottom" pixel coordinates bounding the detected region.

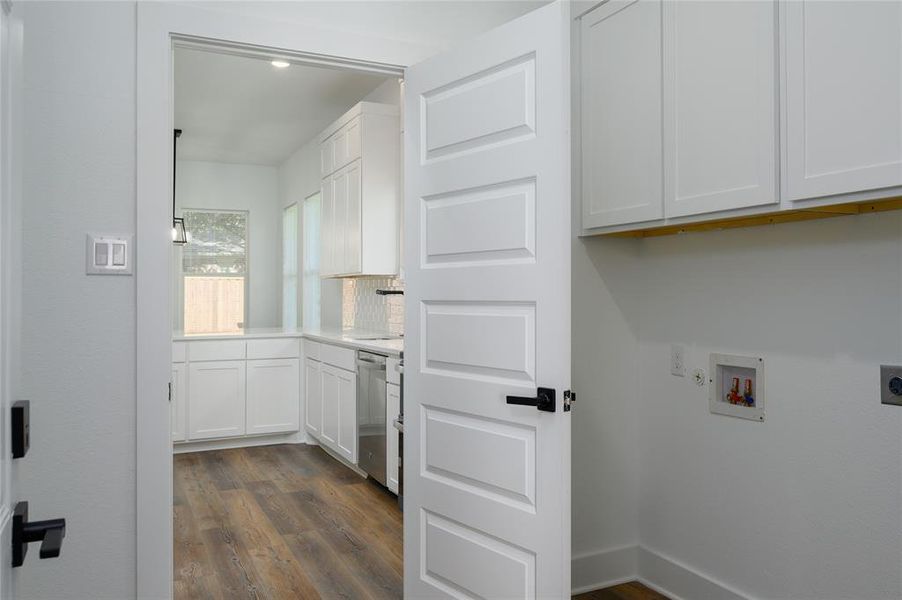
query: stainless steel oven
[{"left": 357, "top": 351, "right": 387, "bottom": 486}]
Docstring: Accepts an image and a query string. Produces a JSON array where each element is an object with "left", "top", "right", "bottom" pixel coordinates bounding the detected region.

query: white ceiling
[{"left": 174, "top": 48, "right": 393, "bottom": 165}]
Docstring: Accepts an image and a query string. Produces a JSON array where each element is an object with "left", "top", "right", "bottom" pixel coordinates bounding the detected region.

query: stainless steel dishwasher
[{"left": 357, "top": 350, "right": 388, "bottom": 486}]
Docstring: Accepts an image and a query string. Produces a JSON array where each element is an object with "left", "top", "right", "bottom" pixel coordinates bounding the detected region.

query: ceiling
[{"left": 174, "top": 48, "right": 393, "bottom": 165}]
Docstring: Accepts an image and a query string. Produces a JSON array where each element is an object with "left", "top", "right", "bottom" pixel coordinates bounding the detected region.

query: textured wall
[{"left": 342, "top": 276, "right": 404, "bottom": 334}]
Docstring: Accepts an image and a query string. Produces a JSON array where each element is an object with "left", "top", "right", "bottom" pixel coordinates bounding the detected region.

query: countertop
[{"left": 172, "top": 328, "right": 403, "bottom": 357}]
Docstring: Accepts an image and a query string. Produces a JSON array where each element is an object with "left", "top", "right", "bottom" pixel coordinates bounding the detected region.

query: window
[
  {"left": 182, "top": 210, "right": 248, "bottom": 334},
  {"left": 282, "top": 203, "right": 298, "bottom": 328},
  {"left": 303, "top": 192, "right": 321, "bottom": 329}
]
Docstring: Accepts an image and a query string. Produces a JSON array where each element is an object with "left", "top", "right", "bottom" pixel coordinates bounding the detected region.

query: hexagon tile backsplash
[{"left": 342, "top": 276, "right": 404, "bottom": 335}]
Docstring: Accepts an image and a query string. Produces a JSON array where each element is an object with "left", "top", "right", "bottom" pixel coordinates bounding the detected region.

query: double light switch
[{"left": 86, "top": 234, "right": 132, "bottom": 275}]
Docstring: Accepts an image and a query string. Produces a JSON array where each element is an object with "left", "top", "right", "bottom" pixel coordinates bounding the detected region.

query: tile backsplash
[{"left": 342, "top": 276, "right": 404, "bottom": 335}]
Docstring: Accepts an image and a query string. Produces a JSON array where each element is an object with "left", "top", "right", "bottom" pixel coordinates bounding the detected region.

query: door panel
[
  {"left": 304, "top": 358, "right": 322, "bottom": 437},
  {"left": 170, "top": 363, "right": 187, "bottom": 442},
  {"left": 784, "top": 0, "right": 902, "bottom": 199},
  {"left": 188, "top": 361, "right": 246, "bottom": 440},
  {"left": 404, "top": 2, "right": 571, "bottom": 597},
  {"left": 336, "top": 367, "right": 357, "bottom": 463},
  {"left": 246, "top": 358, "right": 300, "bottom": 435},
  {"left": 664, "top": 0, "right": 777, "bottom": 217},
  {"left": 320, "top": 364, "right": 339, "bottom": 448}
]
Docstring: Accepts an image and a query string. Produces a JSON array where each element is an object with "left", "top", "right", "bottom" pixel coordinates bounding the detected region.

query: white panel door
[
  {"left": 170, "top": 363, "right": 187, "bottom": 442},
  {"left": 246, "top": 358, "right": 300, "bottom": 436},
  {"left": 784, "top": 0, "right": 902, "bottom": 200},
  {"left": 663, "top": 0, "right": 777, "bottom": 217},
  {"left": 386, "top": 383, "right": 400, "bottom": 494},
  {"left": 581, "top": 0, "right": 663, "bottom": 228},
  {"left": 404, "top": 2, "right": 571, "bottom": 597},
  {"left": 320, "top": 363, "right": 339, "bottom": 449},
  {"left": 335, "top": 367, "right": 357, "bottom": 464},
  {"left": 188, "top": 361, "right": 246, "bottom": 440},
  {"left": 304, "top": 357, "right": 322, "bottom": 437}
]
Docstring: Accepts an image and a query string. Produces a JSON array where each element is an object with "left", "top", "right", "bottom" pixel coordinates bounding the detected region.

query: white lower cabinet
[
  {"left": 319, "top": 362, "right": 357, "bottom": 464},
  {"left": 304, "top": 357, "right": 323, "bottom": 437},
  {"left": 246, "top": 358, "right": 300, "bottom": 436},
  {"left": 386, "top": 382, "right": 400, "bottom": 494},
  {"left": 188, "top": 360, "right": 247, "bottom": 440},
  {"left": 171, "top": 363, "right": 187, "bottom": 442}
]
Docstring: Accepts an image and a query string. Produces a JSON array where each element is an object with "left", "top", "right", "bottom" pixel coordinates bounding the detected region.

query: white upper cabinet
[
  {"left": 320, "top": 102, "right": 399, "bottom": 277},
  {"left": 581, "top": 0, "right": 664, "bottom": 228},
  {"left": 783, "top": 1, "right": 902, "bottom": 201},
  {"left": 663, "top": 1, "right": 777, "bottom": 217}
]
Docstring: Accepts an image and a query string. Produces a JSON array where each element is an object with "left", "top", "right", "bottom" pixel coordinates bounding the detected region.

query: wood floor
[{"left": 174, "top": 444, "right": 666, "bottom": 600}]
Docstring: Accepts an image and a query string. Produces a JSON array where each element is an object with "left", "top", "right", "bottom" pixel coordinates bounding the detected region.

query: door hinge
[{"left": 564, "top": 390, "right": 575, "bottom": 412}]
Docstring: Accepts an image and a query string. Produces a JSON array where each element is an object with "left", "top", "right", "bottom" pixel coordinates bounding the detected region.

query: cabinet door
[
  {"left": 304, "top": 358, "right": 322, "bottom": 437},
  {"left": 320, "top": 175, "right": 334, "bottom": 276},
  {"left": 784, "top": 1, "right": 902, "bottom": 200},
  {"left": 188, "top": 361, "right": 246, "bottom": 440},
  {"left": 320, "top": 135, "right": 334, "bottom": 176},
  {"left": 344, "top": 116, "right": 361, "bottom": 166},
  {"left": 320, "top": 364, "right": 339, "bottom": 449},
  {"left": 171, "top": 363, "right": 187, "bottom": 442},
  {"left": 246, "top": 358, "right": 300, "bottom": 436},
  {"left": 581, "top": 0, "right": 663, "bottom": 228},
  {"left": 332, "top": 166, "right": 349, "bottom": 275},
  {"left": 335, "top": 367, "right": 357, "bottom": 464},
  {"left": 663, "top": 1, "right": 777, "bottom": 217},
  {"left": 344, "top": 160, "right": 362, "bottom": 275},
  {"left": 386, "top": 383, "right": 400, "bottom": 494}
]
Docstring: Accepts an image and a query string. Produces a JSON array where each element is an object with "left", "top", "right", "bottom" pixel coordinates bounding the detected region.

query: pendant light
[{"left": 172, "top": 128, "right": 188, "bottom": 245}]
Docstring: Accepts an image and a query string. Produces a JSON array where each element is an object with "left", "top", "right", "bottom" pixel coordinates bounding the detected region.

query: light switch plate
[
  {"left": 86, "top": 234, "right": 133, "bottom": 275},
  {"left": 879, "top": 365, "right": 902, "bottom": 406}
]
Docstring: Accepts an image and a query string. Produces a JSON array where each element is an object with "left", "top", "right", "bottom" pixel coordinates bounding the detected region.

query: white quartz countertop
[{"left": 172, "top": 328, "right": 403, "bottom": 357}]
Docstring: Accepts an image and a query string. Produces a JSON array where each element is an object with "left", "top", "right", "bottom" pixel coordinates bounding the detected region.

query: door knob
[
  {"left": 506, "top": 387, "right": 556, "bottom": 412},
  {"left": 12, "top": 501, "right": 66, "bottom": 567}
]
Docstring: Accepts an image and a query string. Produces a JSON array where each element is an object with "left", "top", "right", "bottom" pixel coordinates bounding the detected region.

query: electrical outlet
[
  {"left": 671, "top": 344, "right": 687, "bottom": 377},
  {"left": 880, "top": 365, "right": 902, "bottom": 406},
  {"left": 692, "top": 368, "right": 706, "bottom": 387}
]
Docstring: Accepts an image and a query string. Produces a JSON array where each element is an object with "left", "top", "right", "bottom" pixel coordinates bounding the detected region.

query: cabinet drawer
[
  {"left": 247, "top": 338, "right": 300, "bottom": 360},
  {"left": 304, "top": 340, "right": 321, "bottom": 361},
  {"left": 387, "top": 357, "right": 401, "bottom": 385},
  {"left": 320, "top": 343, "right": 356, "bottom": 371},
  {"left": 172, "top": 342, "right": 187, "bottom": 363},
  {"left": 188, "top": 340, "right": 246, "bottom": 362}
]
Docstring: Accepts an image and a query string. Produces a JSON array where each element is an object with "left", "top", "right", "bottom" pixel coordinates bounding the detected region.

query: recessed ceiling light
[{"left": 271, "top": 60, "right": 290, "bottom": 69}]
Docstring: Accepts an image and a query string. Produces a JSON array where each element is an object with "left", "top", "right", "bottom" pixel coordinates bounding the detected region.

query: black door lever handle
[
  {"left": 12, "top": 501, "right": 66, "bottom": 567},
  {"left": 506, "top": 387, "right": 556, "bottom": 412}
]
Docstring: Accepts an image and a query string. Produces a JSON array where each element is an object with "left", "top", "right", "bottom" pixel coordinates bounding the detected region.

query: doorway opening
[{"left": 169, "top": 38, "right": 406, "bottom": 598}]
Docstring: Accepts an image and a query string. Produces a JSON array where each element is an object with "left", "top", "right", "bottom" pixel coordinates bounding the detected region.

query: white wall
[
  {"left": 574, "top": 214, "right": 902, "bottom": 599},
  {"left": 174, "top": 160, "right": 282, "bottom": 329},
  {"left": 18, "top": 2, "right": 137, "bottom": 598}
]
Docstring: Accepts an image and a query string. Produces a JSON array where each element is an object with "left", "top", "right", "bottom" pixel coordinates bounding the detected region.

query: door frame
[{"left": 136, "top": 5, "right": 421, "bottom": 597}]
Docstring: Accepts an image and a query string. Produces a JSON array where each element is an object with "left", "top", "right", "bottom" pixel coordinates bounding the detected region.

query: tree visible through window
[{"left": 182, "top": 210, "right": 248, "bottom": 334}]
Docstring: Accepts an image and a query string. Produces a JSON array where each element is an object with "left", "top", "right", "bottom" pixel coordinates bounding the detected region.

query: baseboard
[
  {"left": 638, "top": 546, "right": 749, "bottom": 600},
  {"left": 173, "top": 432, "right": 305, "bottom": 454},
  {"left": 571, "top": 545, "right": 638, "bottom": 594}
]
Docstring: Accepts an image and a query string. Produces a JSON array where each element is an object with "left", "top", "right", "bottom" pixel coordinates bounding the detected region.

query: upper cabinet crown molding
[{"left": 320, "top": 101, "right": 400, "bottom": 277}]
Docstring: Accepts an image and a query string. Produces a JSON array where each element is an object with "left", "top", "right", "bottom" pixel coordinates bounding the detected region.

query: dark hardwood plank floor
[{"left": 174, "top": 444, "right": 666, "bottom": 600}]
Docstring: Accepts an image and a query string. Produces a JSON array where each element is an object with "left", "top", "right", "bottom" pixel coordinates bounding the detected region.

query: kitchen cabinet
[
  {"left": 171, "top": 362, "right": 187, "bottom": 442},
  {"left": 783, "top": 0, "right": 902, "bottom": 201},
  {"left": 304, "top": 356, "right": 322, "bottom": 437},
  {"left": 246, "top": 358, "right": 300, "bottom": 436},
  {"left": 386, "top": 382, "right": 400, "bottom": 495},
  {"left": 319, "top": 102, "right": 400, "bottom": 277},
  {"left": 320, "top": 362, "right": 357, "bottom": 464},
  {"left": 663, "top": 0, "right": 776, "bottom": 217},
  {"left": 188, "top": 360, "right": 246, "bottom": 440}
]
